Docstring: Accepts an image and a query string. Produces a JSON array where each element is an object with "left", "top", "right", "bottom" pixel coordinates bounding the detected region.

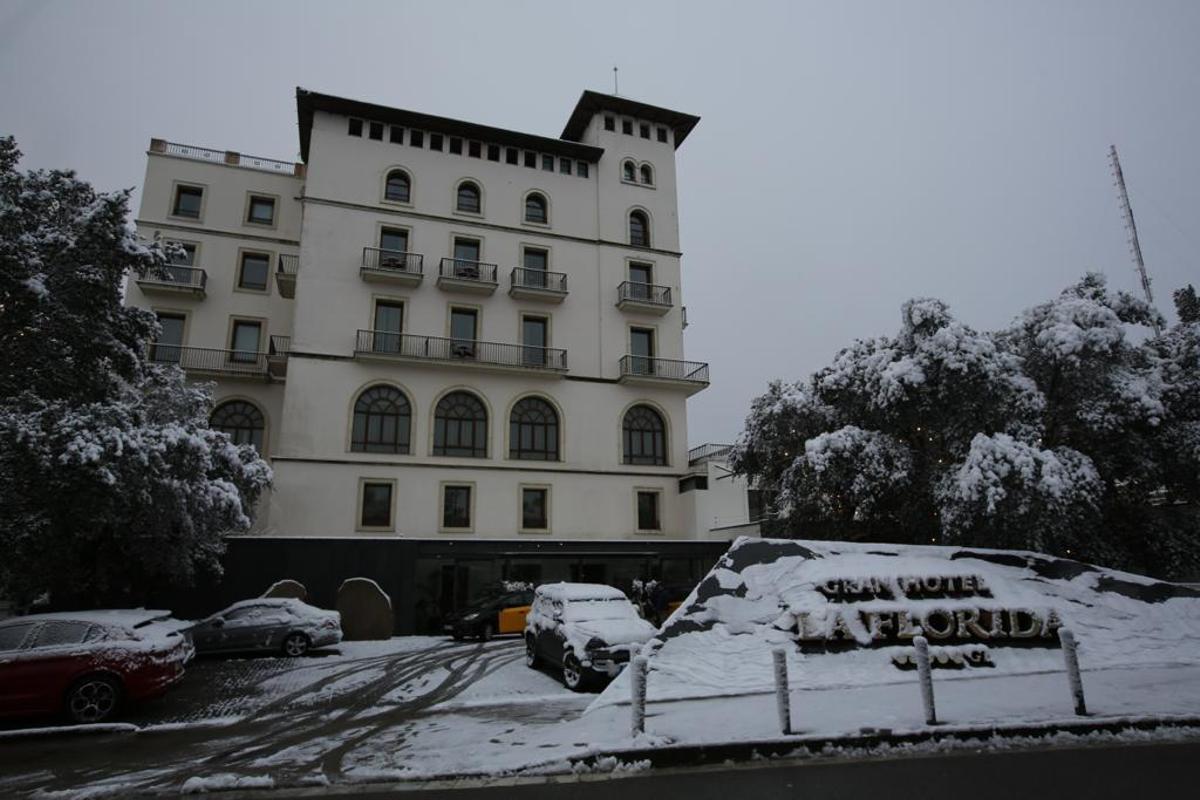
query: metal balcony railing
[
  {"left": 439, "top": 257, "right": 498, "bottom": 284},
  {"left": 618, "top": 280, "right": 671, "bottom": 306},
  {"left": 511, "top": 267, "right": 567, "bottom": 293},
  {"left": 619, "top": 355, "right": 709, "bottom": 384},
  {"left": 269, "top": 335, "right": 291, "bottom": 356},
  {"left": 277, "top": 254, "right": 299, "bottom": 276},
  {"left": 147, "top": 344, "right": 268, "bottom": 376},
  {"left": 142, "top": 265, "right": 207, "bottom": 289},
  {"left": 362, "top": 247, "right": 423, "bottom": 275},
  {"left": 356, "top": 330, "right": 566, "bottom": 371},
  {"left": 688, "top": 443, "right": 733, "bottom": 465}
]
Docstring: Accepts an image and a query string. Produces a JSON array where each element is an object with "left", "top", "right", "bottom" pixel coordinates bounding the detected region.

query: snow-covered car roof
[
  {"left": 207, "top": 597, "right": 338, "bottom": 621},
  {"left": 3, "top": 609, "right": 175, "bottom": 629},
  {"left": 536, "top": 583, "right": 628, "bottom": 602}
]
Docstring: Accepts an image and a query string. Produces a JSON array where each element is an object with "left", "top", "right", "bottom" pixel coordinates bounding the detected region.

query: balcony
[
  {"left": 361, "top": 247, "right": 423, "bottom": 287},
  {"left": 136, "top": 265, "right": 207, "bottom": 298},
  {"left": 148, "top": 344, "right": 269, "bottom": 379},
  {"left": 276, "top": 254, "right": 298, "bottom": 298},
  {"left": 437, "top": 258, "right": 498, "bottom": 295},
  {"left": 618, "top": 355, "right": 709, "bottom": 394},
  {"left": 355, "top": 330, "right": 567, "bottom": 375},
  {"left": 616, "top": 281, "right": 672, "bottom": 315},
  {"left": 509, "top": 267, "right": 568, "bottom": 303},
  {"left": 267, "top": 335, "right": 291, "bottom": 380}
]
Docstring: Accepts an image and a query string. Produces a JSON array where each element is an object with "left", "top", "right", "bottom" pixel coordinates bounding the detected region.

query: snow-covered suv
[{"left": 524, "top": 583, "right": 657, "bottom": 691}]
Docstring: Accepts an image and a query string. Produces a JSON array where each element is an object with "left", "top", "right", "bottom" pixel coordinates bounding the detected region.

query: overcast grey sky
[{"left": 2, "top": 0, "right": 1197, "bottom": 445}]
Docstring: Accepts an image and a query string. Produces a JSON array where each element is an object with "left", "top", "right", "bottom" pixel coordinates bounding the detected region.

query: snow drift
[{"left": 589, "top": 537, "right": 1200, "bottom": 710}]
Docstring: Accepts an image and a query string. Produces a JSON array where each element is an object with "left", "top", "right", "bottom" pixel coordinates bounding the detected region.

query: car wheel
[
  {"left": 282, "top": 632, "right": 310, "bottom": 657},
  {"left": 525, "top": 635, "right": 540, "bottom": 668},
  {"left": 562, "top": 653, "right": 592, "bottom": 692},
  {"left": 480, "top": 623, "right": 494, "bottom": 642},
  {"left": 66, "top": 675, "right": 121, "bottom": 724}
]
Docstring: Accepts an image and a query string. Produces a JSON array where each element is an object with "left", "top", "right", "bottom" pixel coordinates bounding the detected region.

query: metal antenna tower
[{"left": 1109, "top": 144, "right": 1162, "bottom": 335}]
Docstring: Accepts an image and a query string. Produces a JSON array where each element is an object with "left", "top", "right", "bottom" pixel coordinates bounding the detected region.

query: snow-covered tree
[
  {"left": 1175, "top": 284, "right": 1199, "bottom": 325},
  {"left": 0, "top": 137, "right": 271, "bottom": 607},
  {"left": 733, "top": 273, "right": 1200, "bottom": 577}
]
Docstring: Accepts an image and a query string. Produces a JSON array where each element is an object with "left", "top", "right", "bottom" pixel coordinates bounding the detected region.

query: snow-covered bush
[{"left": 0, "top": 137, "right": 271, "bottom": 606}]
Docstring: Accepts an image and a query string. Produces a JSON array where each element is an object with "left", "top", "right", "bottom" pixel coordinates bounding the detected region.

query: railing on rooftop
[
  {"left": 356, "top": 330, "right": 566, "bottom": 372},
  {"left": 150, "top": 139, "right": 303, "bottom": 176}
]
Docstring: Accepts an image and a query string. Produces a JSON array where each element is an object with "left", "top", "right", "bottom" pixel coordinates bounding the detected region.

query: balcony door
[
  {"left": 630, "top": 327, "right": 655, "bottom": 375},
  {"left": 522, "top": 315, "right": 548, "bottom": 367},
  {"left": 230, "top": 320, "right": 262, "bottom": 364},
  {"left": 152, "top": 312, "right": 185, "bottom": 363},
  {"left": 522, "top": 248, "right": 548, "bottom": 289},
  {"left": 452, "top": 238, "right": 481, "bottom": 279},
  {"left": 373, "top": 301, "right": 404, "bottom": 353},
  {"left": 629, "top": 262, "right": 653, "bottom": 301},
  {"left": 378, "top": 228, "right": 409, "bottom": 270},
  {"left": 450, "top": 307, "right": 478, "bottom": 359}
]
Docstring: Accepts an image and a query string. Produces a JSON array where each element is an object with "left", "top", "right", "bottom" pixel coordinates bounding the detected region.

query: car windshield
[{"left": 562, "top": 597, "right": 638, "bottom": 622}]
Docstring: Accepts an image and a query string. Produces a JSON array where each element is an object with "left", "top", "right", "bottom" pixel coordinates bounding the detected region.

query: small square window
[
  {"left": 429, "top": 133, "right": 444, "bottom": 151},
  {"left": 622, "top": 119, "right": 633, "bottom": 135},
  {"left": 172, "top": 185, "right": 203, "bottom": 218},
  {"left": 238, "top": 253, "right": 270, "bottom": 291},
  {"left": 637, "top": 491, "right": 661, "bottom": 531},
  {"left": 443, "top": 485, "right": 472, "bottom": 529},
  {"left": 524, "top": 151, "right": 537, "bottom": 168},
  {"left": 559, "top": 158, "right": 571, "bottom": 174},
  {"left": 522, "top": 487, "right": 549, "bottom": 531},
  {"left": 541, "top": 154, "right": 554, "bottom": 171},
  {"left": 604, "top": 115, "right": 615, "bottom": 131},
  {"left": 640, "top": 123, "right": 650, "bottom": 139},
  {"left": 246, "top": 195, "right": 275, "bottom": 226},
  {"left": 505, "top": 147, "right": 518, "bottom": 165},
  {"left": 360, "top": 482, "right": 393, "bottom": 529},
  {"left": 390, "top": 125, "right": 404, "bottom": 144},
  {"left": 449, "top": 137, "right": 463, "bottom": 155},
  {"left": 656, "top": 126, "right": 668, "bottom": 143},
  {"left": 468, "top": 141, "right": 481, "bottom": 158},
  {"left": 487, "top": 144, "right": 500, "bottom": 161},
  {"left": 576, "top": 161, "right": 589, "bottom": 179},
  {"left": 368, "top": 121, "right": 384, "bottom": 141},
  {"left": 348, "top": 118, "right": 363, "bottom": 137},
  {"left": 410, "top": 130, "right": 424, "bottom": 148}
]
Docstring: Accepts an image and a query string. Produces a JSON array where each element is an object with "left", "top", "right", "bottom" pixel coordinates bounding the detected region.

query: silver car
[{"left": 190, "top": 599, "right": 342, "bottom": 657}]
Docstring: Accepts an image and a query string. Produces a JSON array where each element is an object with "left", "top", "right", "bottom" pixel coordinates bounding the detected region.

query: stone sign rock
[
  {"left": 337, "top": 577, "right": 393, "bottom": 640},
  {"left": 262, "top": 579, "right": 307, "bottom": 601}
]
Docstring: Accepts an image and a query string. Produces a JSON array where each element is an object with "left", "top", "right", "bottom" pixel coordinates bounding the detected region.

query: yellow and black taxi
[{"left": 443, "top": 586, "right": 536, "bottom": 641}]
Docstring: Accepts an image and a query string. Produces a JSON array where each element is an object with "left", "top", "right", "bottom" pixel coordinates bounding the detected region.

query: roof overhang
[
  {"left": 561, "top": 90, "right": 700, "bottom": 149},
  {"left": 296, "top": 88, "right": 605, "bottom": 164}
]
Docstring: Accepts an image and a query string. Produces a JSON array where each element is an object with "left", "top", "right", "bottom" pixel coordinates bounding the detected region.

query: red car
[{"left": 0, "top": 610, "right": 194, "bottom": 724}]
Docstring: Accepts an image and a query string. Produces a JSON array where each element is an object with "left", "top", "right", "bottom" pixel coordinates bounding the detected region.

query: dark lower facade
[{"left": 155, "top": 536, "right": 731, "bottom": 635}]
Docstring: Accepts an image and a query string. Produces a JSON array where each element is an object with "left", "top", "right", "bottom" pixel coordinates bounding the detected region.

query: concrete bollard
[
  {"left": 630, "top": 655, "right": 648, "bottom": 737},
  {"left": 913, "top": 635, "right": 938, "bottom": 725},
  {"left": 1058, "top": 628, "right": 1088, "bottom": 716},
  {"left": 772, "top": 647, "right": 792, "bottom": 735}
]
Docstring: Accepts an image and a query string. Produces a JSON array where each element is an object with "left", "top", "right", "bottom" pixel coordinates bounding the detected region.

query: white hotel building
[{"left": 126, "top": 89, "right": 759, "bottom": 625}]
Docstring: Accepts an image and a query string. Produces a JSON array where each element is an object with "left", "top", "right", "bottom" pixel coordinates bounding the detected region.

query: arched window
[
  {"left": 433, "top": 391, "right": 488, "bottom": 457},
  {"left": 456, "top": 181, "right": 481, "bottom": 214},
  {"left": 524, "top": 192, "right": 548, "bottom": 224},
  {"left": 639, "top": 164, "right": 654, "bottom": 186},
  {"left": 509, "top": 396, "right": 559, "bottom": 461},
  {"left": 384, "top": 170, "right": 410, "bottom": 203},
  {"left": 629, "top": 210, "right": 650, "bottom": 248},
  {"left": 351, "top": 385, "right": 411, "bottom": 454},
  {"left": 211, "top": 400, "right": 265, "bottom": 453},
  {"left": 622, "top": 404, "right": 666, "bottom": 466},
  {"left": 622, "top": 160, "right": 636, "bottom": 182}
]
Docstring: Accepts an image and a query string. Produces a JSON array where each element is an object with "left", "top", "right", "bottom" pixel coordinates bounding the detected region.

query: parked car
[
  {"left": 443, "top": 587, "right": 536, "bottom": 641},
  {"left": 0, "top": 609, "right": 194, "bottom": 724},
  {"left": 189, "top": 598, "right": 341, "bottom": 657},
  {"left": 524, "top": 583, "right": 657, "bottom": 691}
]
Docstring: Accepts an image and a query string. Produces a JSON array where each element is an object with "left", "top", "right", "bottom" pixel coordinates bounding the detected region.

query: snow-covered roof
[{"left": 536, "top": 582, "right": 627, "bottom": 602}]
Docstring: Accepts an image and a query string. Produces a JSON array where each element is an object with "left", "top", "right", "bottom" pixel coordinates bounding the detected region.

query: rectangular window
[
  {"left": 453, "top": 237, "right": 481, "bottom": 264},
  {"left": 246, "top": 195, "right": 275, "bottom": 226},
  {"left": 505, "top": 147, "right": 519, "bottom": 165},
  {"left": 622, "top": 119, "right": 633, "bottom": 135},
  {"left": 449, "top": 137, "right": 463, "bottom": 155},
  {"left": 576, "top": 161, "right": 589, "bottom": 178},
  {"left": 522, "top": 487, "right": 549, "bottom": 531},
  {"left": 152, "top": 312, "right": 185, "bottom": 363},
  {"left": 486, "top": 144, "right": 500, "bottom": 161},
  {"left": 379, "top": 227, "right": 408, "bottom": 253},
  {"left": 442, "top": 485, "right": 472, "bottom": 530},
  {"left": 640, "top": 123, "right": 650, "bottom": 139},
  {"left": 373, "top": 301, "right": 404, "bottom": 352},
  {"left": 522, "top": 315, "right": 548, "bottom": 366},
  {"left": 360, "top": 481, "right": 393, "bottom": 529},
  {"left": 523, "top": 247, "right": 548, "bottom": 272},
  {"left": 390, "top": 125, "right": 404, "bottom": 144},
  {"left": 657, "top": 126, "right": 668, "bottom": 143},
  {"left": 559, "top": 158, "right": 571, "bottom": 174},
  {"left": 410, "top": 129, "right": 424, "bottom": 148},
  {"left": 637, "top": 490, "right": 661, "bottom": 531},
  {"left": 238, "top": 252, "right": 270, "bottom": 291},
  {"left": 630, "top": 326, "right": 655, "bottom": 374},
  {"left": 629, "top": 262, "right": 653, "bottom": 300},
  {"left": 230, "top": 320, "right": 262, "bottom": 362},
  {"left": 429, "top": 132, "right": 444, "bottom": 151},
  {"left": 450, "top": 307, "right": 478, "bottom": 358},
  {"left": 524, "top": 151, "right": 537, "bottom": 168},
  {"left": 604, "top": 115, "right": 615, "bottom": 131},
  {"left": 348, "top": 118, "right": 363, "bottom": 136},
  {"left": 541, "top": 154, "right": 554, "bottom": 171},
  {"left": 369, "top": 121, "right": 384, "bottom": 141},
  {"left": 468, "top": 141, "right": 481, "bottom": 158},
  {"left": 172, "top": 185, "right": 203, "bottom": 218}
]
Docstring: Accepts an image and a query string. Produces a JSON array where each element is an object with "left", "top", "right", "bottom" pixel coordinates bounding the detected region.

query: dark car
[
  {"left": 0, "top": 610, "right": 193, "bottom": 724},
  {"left": 190, "top": 598, "right": 341, "bottom": 657},
  {"left": 524, "top": 583, "right": 657, "bottom": 691},
  {"left": 443, "top": 588, "right": 535, "bottom": 641}
]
